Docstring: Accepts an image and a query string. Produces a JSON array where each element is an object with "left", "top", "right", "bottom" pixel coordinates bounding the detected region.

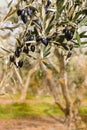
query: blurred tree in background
[{"left": 0, "top": 0, "right": 87, "bottom": 129}]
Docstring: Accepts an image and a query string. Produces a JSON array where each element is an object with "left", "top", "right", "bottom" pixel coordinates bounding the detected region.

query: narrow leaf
[
  {"left": 76, "top": 31, "right": 81, "bottom": 46},
  {"left": 8, "top": 0, "right": 13, "bottom": 8},
  {"left": 1, "top": 47, "right": 11, "bottom": 53}
]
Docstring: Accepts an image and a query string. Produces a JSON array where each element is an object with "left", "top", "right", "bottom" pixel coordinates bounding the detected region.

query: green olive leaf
[{"left": 76, "top": 31, "right": 81, "bottom": 46}]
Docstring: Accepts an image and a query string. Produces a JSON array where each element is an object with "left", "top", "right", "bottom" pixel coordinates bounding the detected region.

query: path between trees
[{"left": 0, "top": 117, "right": 68, "bottom": 130}]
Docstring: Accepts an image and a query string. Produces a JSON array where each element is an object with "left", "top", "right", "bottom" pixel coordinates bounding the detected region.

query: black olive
[
  {"left": 27, "top": 8, "right": 34, "bottom": 16},
  {"left": 36, "top": 36, "right": 42, "bottom": 42},
  {"left": 18, "top": 60, "right": 23, "bottom": 68},
  {"left": 45, "top": 6, "right": 48, "bottom": 14},
  {"left": 21, "top": 9, "right": 26, "bottom": 16},
  {"left": 46, "top": 36, "right": 52, "bottom": 41},
  {"left": 27, "top": 35, "right": 34, "bottom": 41},
  {"left": 10, "top": 55, "right": 15, "bottom": 62},
  {"left": 41, "top": 38, "right": 48, "bottom": 46},
  {"left": 26, "top": 43, "right": 31, "bottom": 46},
  {"left": 65, "top": 30, "right": 74, "bottom": 41},
  {"left": 30, "top": 45, "right": 35, "bottom": 52},
  {"left": 23, "top": 46, "right": 29, "bottom": 54},
  {"left": 34, "top": 19, "right": 42, "bottom": 28},
  {"left": 15, "top": 50, "right": 20, "bottom": 58},
  {"left": 21, "top": 15, "right": 27, "bottom": 24},
  {"left": 16, "top": 46, "right": 22, "bottom": 53},
  {"left": 47, "top": 0, "right": 51, "bottom": 6},
  {"left": 66, "top": 51, "right": 72, "bottom": 60},
  {"left": 17, "top": 9, "right": 22, "bottom": 16}
]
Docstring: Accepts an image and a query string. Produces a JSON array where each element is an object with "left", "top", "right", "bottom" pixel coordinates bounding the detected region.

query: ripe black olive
[
  {"left": 18, "top": 60, "right": 23, "bottom": 68},
  {"left": 45, "top": 6, "right": 48, "bottom": 14},
  {"left": 66, "top": 51, "right": 72, "bottom": 60},
  {"left": 27, "top": 35, "right": 34, "bottom": 41},
  {"left": 17, "top": 9, "right": 22, "bottom": 16},
  {"left": 16, "top": 46, "right": 22, "bottom": 53},
  {"left": 27, "top": 8, "right": 33, "bottom": 16},
  {"left": 47, "top": 0, "right": 51, "bottom": 6},
  {"left": 65, "top": 30, "right": 74, "bottom": 41},
  {"left": 46, "top": 36, "right": 52, "bottom": 41},
  {"left": 36, "top": 36, "right": 42, "bottom": 42},
  {"left": 21, "top": 15, "right": 27, "bottom": 24},
  {"left": 21, "top": 9, "right": 26, "bottom": 16},
  {"left": 15, "top": 50, "right": 20, "bottom": 57},
  {"left": 41, "top": 38, "right": 48, "bottom": 46},
  {"left": 23, "top": 46, "right": 29, "bottom": 54},
  {"left": 10, "top": 55, "right": 15, "bottom": 62},
  {"left": 30, "top": 45, "right": 35, "bottom": 52},
  {"left": 34, "top": 19, "right": 42, "bottom": 28}
]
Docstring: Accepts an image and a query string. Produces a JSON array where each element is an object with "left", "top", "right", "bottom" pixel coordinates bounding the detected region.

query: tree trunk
[
  {"left": 48, "top": 48, "right": 86, "bottom": 130},
  {"left": 20, "top": 66, "right": 38, "bottom": 101}
]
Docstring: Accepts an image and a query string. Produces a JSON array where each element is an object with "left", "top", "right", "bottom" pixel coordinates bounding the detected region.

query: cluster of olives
[
  {"left": 10, "top": 0, "right": 75, "bottom": 68},
  {"left": 62, "top": 27, "right": 74, "bottom": 59},
  {"left": 17, "top": 7, "right": 35, "bottom": 24},
  {"left": 10, "top": 29, "right": 58, "bottom": 68},
  {"left": 10, "top": 35, "right": 36, "bottom": 68}
]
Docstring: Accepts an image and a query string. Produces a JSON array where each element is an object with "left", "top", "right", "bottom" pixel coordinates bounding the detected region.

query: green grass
[
  {"left": 79, "top": 106, "right": 87, "bottom": 115},
  {"left": 0, "top": 95, "right": 87, "bottom": 119},
  {"left": 0, "top": 102, "right": 63, "bottom": 119}
]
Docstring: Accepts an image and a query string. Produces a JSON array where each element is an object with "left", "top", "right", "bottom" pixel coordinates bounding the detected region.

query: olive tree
[{"left": 0, "top": 0, "right": 87, "bottom": 129}]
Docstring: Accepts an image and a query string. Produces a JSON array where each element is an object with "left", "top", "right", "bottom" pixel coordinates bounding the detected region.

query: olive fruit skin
[
  {"left": 21, "top": 10, "right": 26, "bottom": 16},
  {"left": 46, "top": 36, "right": 52, "bottom": 41},
  {"left": 34, "top": 19, "right": 42, "bottom": 28},
  {"left": 30, "top": 45, "right": 35, "bottom": 52},
  {"left": 21, "top": 15, "right": 27, "bottom": 24},
  {"left": 65, "top": 30, "right": 74, "bottom": 41},
  {"left": 15, "top": 50, "right": 20, "bottom": 58},
  {"left": 66, "top": 51, "right": 72, "bottom": 60},
  {"left": 41, "top": 38, "right": 48, "bottom": 46},
  {"left": 45, "top": 6, "right": 48, "bottom": 14},
  {"left": 63, "top": 28, "right": 74, "bottom": 41},
  {"left": 27, "top": 8, "right": 35, "bottom": 16},
  {"left": 16, "top": 46, "right": 22, "bottom": 53},
  {"left": 10, "top": 55, "right": 15, "bottom": 62},
  {"left": 27, "top": 35, "right": 34, "bottom": 41},
  {"left": 18, "top": 60, "right": 23, "bottom": 68},
  {"left": 23, "top": 46, "right": 29, "bottom": 54},
  {"left": 36, "top": 36, "right": 42, "bottom": 42},
  {"left": 27, "top": 8, "right": 33, "bottom": 16},
  {"left": 17, "top": 9, "right": 22, "bottom": 16},
  {"left": 47, "top": 0, "right": 51, "bottom": 6}
]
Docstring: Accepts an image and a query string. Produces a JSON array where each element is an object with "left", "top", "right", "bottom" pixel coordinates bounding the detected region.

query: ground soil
[{"left": 0, "top": 117, "right": 68, "bottom": 130}]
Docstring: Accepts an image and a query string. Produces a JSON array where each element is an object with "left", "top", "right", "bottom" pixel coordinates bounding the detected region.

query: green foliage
[
  {"left": 79, "top": 106, "right": 87, "bottom": 115},
  {"left": 0, "top": 0, "right": 87, "bottom": 69}
]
